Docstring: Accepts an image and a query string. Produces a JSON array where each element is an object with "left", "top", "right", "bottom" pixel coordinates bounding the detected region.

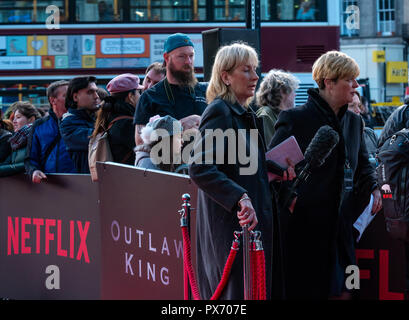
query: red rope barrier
[
  {"left": 210, "top": 240, "right": 239, "bottom": 300},
  {"left": 181, "top": 225, "right": 201, "bottom": 300},
  {"left": 180, "top": 218, "right": 266, "bottom": 300},
  {"left": 257, "top": 250, "right": 266, "bottom": 300}
]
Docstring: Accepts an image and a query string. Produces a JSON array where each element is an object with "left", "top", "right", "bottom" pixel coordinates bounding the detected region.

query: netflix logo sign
[
  {"left": 7, "top": 217, "right": 90, "bottom": 263},
  {"left": 0, "top": 174, "right": 101, "bottom": 300}
]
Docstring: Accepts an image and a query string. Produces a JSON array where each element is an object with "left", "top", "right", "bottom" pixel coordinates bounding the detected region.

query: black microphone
[{"left": 281, "top": 125, "right": 340, "bottom": 209}]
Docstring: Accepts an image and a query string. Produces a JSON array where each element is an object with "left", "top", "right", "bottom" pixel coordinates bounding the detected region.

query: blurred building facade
[{"left": 340, "top": 0, "right": 409, "bottom": 103}]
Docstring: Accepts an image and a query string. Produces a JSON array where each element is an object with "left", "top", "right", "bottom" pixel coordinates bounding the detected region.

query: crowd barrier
[{"left": 0, "top": 162, "right": 405, "bottom": 300}]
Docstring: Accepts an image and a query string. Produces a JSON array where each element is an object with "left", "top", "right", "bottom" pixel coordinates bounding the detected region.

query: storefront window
[
  {"left": 0, "top": 1, "right": 67, "bottom": 23},
  {"left": 130, "top": 0, "right": 206, "bottom": 22},
  {"left": 271, "top": 0, "right": 327, "bottom": 22},
  {"left": 76, "top": 0, "right": 122, "bottom": 22}
]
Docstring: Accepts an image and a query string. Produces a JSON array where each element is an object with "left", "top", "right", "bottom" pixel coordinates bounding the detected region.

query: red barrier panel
[
  {"left": 97, "top": 162, "right": 197, "bottom": 300},
  {"left": 355, "top": 212, "right": 406, "bottom": 300},
  {"left": 0, "top": 163, "right": 406, "bottom": 300},
  {"left": 0, "top": 174, "right": 101, "bottom": 300}
]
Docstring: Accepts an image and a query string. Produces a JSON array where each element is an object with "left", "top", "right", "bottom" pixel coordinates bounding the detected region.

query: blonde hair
[
  {"left": 206, "top": 42, "right": 259, "bottom": 106},
  {"left": 312, "top": 51, "right": 360, "bottom": 89}
]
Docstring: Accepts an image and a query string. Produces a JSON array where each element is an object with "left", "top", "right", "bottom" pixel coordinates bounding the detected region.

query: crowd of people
[{"left": 1, "top": 32, "right": 406, "bottom": 300}]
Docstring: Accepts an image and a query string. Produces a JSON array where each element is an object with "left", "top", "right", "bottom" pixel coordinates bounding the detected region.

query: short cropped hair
[
  {"left": 145, "top": 62, "right": 166, "bottom": 76},
  {"left": 312, "top": 51, "right": 360, "bottom": 89},
  {"left": 206, "top": 42, "right": 259, "bottom": 106},
  {"left": 46, "top": 80, "right": 69, "bottom": 104},
  {"left": 256, "top": 69, "right": 299, "bottom": 110}
]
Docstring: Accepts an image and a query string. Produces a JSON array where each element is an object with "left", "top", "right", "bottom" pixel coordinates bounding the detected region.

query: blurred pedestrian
[
  {"left": 142, "top": 62, "right": 166, "bottom": 91},
  {"left": 91, "top": 73, "right": 144, "bottom": 165},
  {"left": 0, "top": 101, "right": 40, "bottom": 176},
  {"left": 25, "top": 80, "right": 76, "bottom": 184},
  {"left": 256, "top": 69, "right": 299, "bottom": 146},
  {"left": 60, "top": 76, "right": 99, "bottom": 173},
  {"left": 135, "top": 115, "right": 184, "bottom": 173},
  {"left": 133, "top": 33, "right": 207, "bottom": 146}
]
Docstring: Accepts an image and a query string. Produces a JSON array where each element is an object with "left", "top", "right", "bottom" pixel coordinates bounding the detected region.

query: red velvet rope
[
  {"left": 181, "top": 226, "right": 201, "bottom": 300},
  {"left": 257, "top": 250, "right": 266, "bottom": 300},
  {"left": 210, "top": 240, "right": 239, "bottom": 300},
  {"left": 181, "top": 224, "right": 266, "bottom": 300}
]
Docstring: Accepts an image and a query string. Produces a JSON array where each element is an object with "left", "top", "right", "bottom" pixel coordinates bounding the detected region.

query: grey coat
[{"left": 189, "top": 98, "right": 273, "bottom": 300}]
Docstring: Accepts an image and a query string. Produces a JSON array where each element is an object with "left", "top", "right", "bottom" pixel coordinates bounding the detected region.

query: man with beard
[{"left": 133, "top": 33, "right": 207, "bottom": 146}]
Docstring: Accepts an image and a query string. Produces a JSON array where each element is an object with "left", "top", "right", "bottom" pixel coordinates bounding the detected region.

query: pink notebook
[{"left": 266, "top": 136, "right": 304, "bottom": 181}]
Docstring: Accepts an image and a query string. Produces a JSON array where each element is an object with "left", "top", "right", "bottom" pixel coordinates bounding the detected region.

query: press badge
[{"left": 344, "top": 161, "right": 353, "bottom": 192}]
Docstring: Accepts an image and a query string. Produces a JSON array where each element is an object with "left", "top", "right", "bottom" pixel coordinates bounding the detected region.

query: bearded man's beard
[{"left": 168, "top": 60, "right": 198, "bottom": 87}]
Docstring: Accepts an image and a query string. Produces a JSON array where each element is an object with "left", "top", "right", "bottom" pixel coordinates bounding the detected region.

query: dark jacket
[
  {"left": 25, "top": 109, "right": 76, "bottom": 177},
  {"left": 269, "top": 88, "right": 377, "bottom": 299},
  {"left": 106, "top": 101, "right": 135, "bottom": 165},
  {"left": 363, "top": 126, "right": 378, "bottom": 167},
  {"left": 0, "top": 124, "right": 32, "bottom": 177},
  {"left": 256, "top": 106, "right": 280, "bottom": 147},
  {"left": 60, "top": 108, "right": 95, "bottom": 174},
  {"left": 189, "top": 98, "right": 273, "bottom": 300},
  {"left": 378, "top": 104, "right": 409, "bottom": 146},
  {"left": 0, "top": 128, "right": 12, "bottom": 162}
]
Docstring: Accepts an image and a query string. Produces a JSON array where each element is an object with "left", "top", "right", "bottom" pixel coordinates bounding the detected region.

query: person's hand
[
  {"left": 371, "top": 188, "right": 382, "bottom": 215},
  {"left": 237, "top": 193, "right": 258, "bottom": 231},
  {"left": 180, "top": 115, "right": 201, "bottom": 131},
  {"left": 32, "top": 170, "right": 47, "bottom": 184},
  {"left": 282, "top": 158, "right": 296, "bottom": 181},
  {"left": 270, "top": 158, "right": 296, "bottom": 181}
]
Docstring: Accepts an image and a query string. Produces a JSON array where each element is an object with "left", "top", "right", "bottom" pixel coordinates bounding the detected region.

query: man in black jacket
[
  {"left": 60, "top": 76, "right": 99, "bottom": 173},
  {"left": 133, "top": 33, "right": 207, "bottom": 146}
]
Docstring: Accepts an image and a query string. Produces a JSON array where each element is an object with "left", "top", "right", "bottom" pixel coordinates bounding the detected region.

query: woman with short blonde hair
[
  {"left": 268, "top": 50, "right": 381, "bottom": 299},
  {"left": 312, "top": 50, "right": 360, "bottom": 90}
]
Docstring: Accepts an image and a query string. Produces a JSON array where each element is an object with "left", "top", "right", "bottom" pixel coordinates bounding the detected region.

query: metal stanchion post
[{"left": 242, "top": 225, "right": 252, "bottom": 300}]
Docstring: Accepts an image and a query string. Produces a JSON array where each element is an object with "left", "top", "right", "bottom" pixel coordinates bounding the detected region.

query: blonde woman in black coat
[{"left": 189, "top": 43, "right": 295, "bottom": 300}]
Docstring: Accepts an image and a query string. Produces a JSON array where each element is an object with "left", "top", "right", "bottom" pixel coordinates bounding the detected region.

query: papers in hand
[
  {"left": 353, "top": 195, "right": 376, "bottom": 242},
  {"left": 265, "top": 136, "right": 304, "bottom": 181}
]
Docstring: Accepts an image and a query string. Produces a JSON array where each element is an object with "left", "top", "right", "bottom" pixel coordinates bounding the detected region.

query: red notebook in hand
[{"left": 266, "top": 136, "right": 304, "bottom": 181}]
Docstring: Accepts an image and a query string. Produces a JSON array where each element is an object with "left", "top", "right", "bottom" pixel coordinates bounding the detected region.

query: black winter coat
[
  {"left": 378, "top": 104, "right": 409, "bottom": 146},
  {"left": 189, "top": 98, "right": 273, "bottom": 300},
  {"left": 269, "top": 89, "right": 377, "bottom": 299},
  {"left": 60, "top": 108, "right": 95, "bottom": 174},
  {"left": 106, "top": 101, "right": 136, "bottom": 165}
]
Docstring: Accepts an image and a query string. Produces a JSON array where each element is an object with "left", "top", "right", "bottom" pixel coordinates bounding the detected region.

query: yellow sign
[
  {"left": 82, "top": 55, "right": 96, "bottom": 68},
  {"left": 386, "top": 61, "right": 408, "bottom": 83},
  {"left": 372, "top": 50, "right": 385, "bottom": 63},
  {"left": 27, "top": 36, "right": 48, "bottom": 56}
]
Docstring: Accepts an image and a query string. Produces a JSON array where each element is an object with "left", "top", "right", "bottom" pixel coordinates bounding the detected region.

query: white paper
[{"left": 353, "top": 194, "right": 375, "bottom": 242}]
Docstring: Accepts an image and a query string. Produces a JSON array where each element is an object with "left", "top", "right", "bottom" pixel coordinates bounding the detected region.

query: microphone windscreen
[{"left": 304, "top": 125, "right": 339, "bottom": 168}]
